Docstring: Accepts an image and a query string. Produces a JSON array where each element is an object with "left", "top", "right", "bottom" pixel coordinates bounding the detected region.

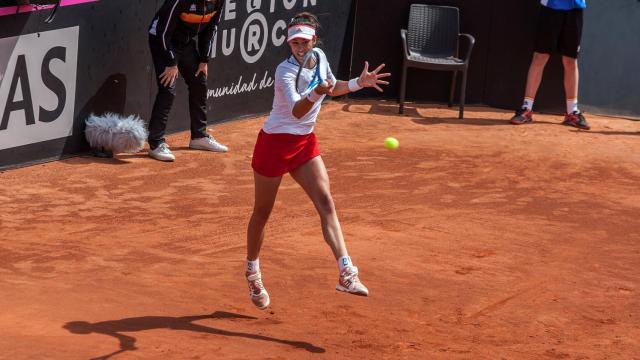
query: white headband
[{"left": 287, "top": 25, "right": 316, "bottom": 42}]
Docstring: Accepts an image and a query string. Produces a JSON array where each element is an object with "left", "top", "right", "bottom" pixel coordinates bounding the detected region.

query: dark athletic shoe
[
  {"left": 562, "top": 111, "right": 590, "bottom": 130},
  {"left": 510, "top": 107, "right": 534, "bottom": 125}
]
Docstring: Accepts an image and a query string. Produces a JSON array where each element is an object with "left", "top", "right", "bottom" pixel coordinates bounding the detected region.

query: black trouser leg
[
  {"left": 148, "top": 38, "right": 178, "bottom": 149},
  {"left": 178, "top": 41, "right": 208, "bottom": 140}
]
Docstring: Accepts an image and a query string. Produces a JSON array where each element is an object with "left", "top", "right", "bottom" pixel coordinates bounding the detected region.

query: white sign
[{"left": 0, "top": 27, "right": 79, "bottom": 150}]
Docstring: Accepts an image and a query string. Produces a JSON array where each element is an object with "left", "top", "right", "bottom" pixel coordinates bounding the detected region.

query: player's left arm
[{"left": 328, "top": 61, "right": 391, "bottom": 97}]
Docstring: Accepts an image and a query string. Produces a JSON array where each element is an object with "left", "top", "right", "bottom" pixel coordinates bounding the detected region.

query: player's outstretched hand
[{"left": 358, "top": 62, "right": 391, "bottom": 92}]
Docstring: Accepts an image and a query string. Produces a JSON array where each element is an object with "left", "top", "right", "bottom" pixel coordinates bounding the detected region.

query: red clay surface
[{"left": 1, "top": 100, "right": 639, "bottom": 359}]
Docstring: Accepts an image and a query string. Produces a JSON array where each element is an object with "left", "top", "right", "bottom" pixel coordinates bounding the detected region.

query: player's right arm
[
  {"left": 277, "top": 66, "right": 331, "bottom": 119},
  {"left": 276, "top": 67, "right": 312, "bottom": 120}
]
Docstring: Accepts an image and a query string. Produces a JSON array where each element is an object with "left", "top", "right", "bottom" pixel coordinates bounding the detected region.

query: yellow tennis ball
[{"left": 384, "top": 137, "right": 399, "bottom": 150}]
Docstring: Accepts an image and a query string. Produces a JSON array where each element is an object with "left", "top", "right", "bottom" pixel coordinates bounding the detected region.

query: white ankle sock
[
  {"left": 522, "top": 98, "right": 534, "bottom": 111},
  {"left": 338, "top": 255, "right": 353, "bottom": 271},
  {"left": 566, "top": 99, "right": 579, "bottom": 114},
  {"left": 246, "top": 258, "right": 260, "bottom": 274}
]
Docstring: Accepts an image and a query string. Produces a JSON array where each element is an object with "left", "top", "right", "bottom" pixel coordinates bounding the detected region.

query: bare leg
[
  {"left": 524, "top": 52, "right": 551, "bottom": 99},
  {"left": 289, "top": 156, "right": 348, "bottom": 260},
  {"left": 290, "top": 156, "right": 369, "bottom": 296},
  {"left": 562, "top": 55, "right": 579, "bottom": 101},
  {"left": 246, "top": 172, "right": 282, "bottom": 261}
]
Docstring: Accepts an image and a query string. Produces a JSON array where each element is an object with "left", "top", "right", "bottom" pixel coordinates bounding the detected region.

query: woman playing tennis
[{"left": 244, "top": 12, "right": 390, "bottom": 309}]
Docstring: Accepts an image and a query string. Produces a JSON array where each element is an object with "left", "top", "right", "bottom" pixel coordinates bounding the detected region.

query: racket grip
[{"left": 307, "top": 90, "right": 322, "bottom": 103}]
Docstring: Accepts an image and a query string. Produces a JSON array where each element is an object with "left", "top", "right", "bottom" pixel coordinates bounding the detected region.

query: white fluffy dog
[{"left": 85, "top": 113, "right": 148, "bottom": 156}]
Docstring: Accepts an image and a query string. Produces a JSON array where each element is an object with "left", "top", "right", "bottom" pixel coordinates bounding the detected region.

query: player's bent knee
[
  {"left": 314, "top": 194, "right": 336, "bottom": 216},
  {"left": 252, "top": 206, "right": 274, "bottom": 223}
]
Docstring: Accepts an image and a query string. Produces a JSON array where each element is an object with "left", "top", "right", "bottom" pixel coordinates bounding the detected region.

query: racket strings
[{"left": 296, "top": 50, "right": 322, "bottom": 95}]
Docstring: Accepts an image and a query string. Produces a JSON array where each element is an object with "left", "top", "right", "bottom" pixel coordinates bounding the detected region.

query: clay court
[{"left": 1, "top": 100, "right": 639, "bottom": 359}]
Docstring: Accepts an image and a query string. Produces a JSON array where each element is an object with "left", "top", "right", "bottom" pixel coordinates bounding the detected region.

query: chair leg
[
  {"left": 459, "top": 69, "right": 468, "bottom": 119},
  {"left": 399, "top": 63, "right": 407, "bottom": 114},
  {"left": 449, "top": 71, "right": 457, "bottom": 108}
]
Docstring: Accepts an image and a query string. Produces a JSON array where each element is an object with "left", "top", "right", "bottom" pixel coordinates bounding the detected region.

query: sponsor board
[{"left": 0, "top": 27, "right": 79, "bottom": 150}]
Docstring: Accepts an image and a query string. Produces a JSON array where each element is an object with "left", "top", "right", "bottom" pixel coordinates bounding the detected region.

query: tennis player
[{"left": 244, "top": 12, "right": 390, "bottom": 309}]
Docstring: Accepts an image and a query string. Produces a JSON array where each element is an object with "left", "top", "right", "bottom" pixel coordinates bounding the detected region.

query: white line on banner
[{"left": 207, "top": 70, "right": 274, "bottom": 99}]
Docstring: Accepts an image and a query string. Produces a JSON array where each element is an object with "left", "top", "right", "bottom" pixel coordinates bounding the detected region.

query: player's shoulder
[
  {"left": 314, "top": 47, "right": 327, "bottom": 58},
  {"left": 313, "top": 47, "right": 326, "bottom": 55},
  {"left": 275, "top": 57, "right": 298, "bottom": 80},
  {"left": 276, "top": 57, "right": 298, "bottom": 73}
]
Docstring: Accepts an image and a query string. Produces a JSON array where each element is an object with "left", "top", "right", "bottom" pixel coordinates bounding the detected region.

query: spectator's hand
[
  {"left": 358, "top": 61, "right": 391, "bottom": 92},
  {"left": 195, "top": 63, "right": 208, "bottom": 79},
  {"left": 159, "top": 66, "right": 179, "bottom": 87}
]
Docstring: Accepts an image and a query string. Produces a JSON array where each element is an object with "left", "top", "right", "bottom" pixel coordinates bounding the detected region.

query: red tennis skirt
[{"left": 251, "top": 130, "right": 321, "bottom": 177}]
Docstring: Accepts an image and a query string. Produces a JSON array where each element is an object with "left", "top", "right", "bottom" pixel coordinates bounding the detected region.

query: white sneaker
[
  {"left": 149, "top": 143, "right": 175, "bottom": 162},
  {"left": 336, "top": 266, "right": 369, "bottom": 296},
  {"left": 189, "top": 136, "right": 228, "bottom": 153},
  {"left": 246, "top": 271, "right": 270, "bottom": 310}
]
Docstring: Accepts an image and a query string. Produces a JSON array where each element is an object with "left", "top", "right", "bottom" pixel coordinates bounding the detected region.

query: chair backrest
[{"left": 407, "top": 4, "right": 459, "bottom": 58}]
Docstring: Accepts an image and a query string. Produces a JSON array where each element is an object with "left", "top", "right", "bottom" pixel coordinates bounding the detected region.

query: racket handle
[{"left": 307, "top": 90, "right": 322, "bottom": 103}]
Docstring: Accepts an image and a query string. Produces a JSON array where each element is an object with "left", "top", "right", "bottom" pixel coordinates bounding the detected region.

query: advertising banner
[
  {"left": 0, "top": 0, "right": 354, "bottom": 169},
  {"left": 0, "top": 26, "right": 79, "bottom": 150}
]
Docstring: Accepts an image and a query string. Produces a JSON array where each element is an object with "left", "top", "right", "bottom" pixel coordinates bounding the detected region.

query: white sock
[
  {"left": 246, "top": 258, "right": 260, "bottom": 274},
  {"left": 338, "top": 255, "right": 353, "bottom": 271},
  {"left": 566, "top": 99, "right": 579, "bottom": 114},
  {"left": 522, "top": 98, "right": 534, "bottom": 111}
]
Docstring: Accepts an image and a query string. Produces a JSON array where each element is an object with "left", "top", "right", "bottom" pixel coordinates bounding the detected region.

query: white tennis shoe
[
  {"left": 246, "top": 271, "right": 270, "bottom": 310},
  {"left": 189, "top": 136, "right": 228, "bottom": 153},
  {"left": 149, "top": 143, "right": 175, "bottom": 162},
  {"left": 336, "top": 266, "right": 369, "bottom": 296}
]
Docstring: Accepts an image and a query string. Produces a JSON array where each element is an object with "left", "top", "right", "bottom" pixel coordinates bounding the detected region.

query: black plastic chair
[{"left": 399, "top": 4, "right": 475, "bottom": 118}]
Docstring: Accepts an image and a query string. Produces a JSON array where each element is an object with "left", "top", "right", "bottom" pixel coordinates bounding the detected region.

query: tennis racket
[{"left": 295, "top": 49, "right": 325, "bottom": 96}]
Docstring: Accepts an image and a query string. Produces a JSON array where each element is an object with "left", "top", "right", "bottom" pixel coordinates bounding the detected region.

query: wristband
[
  {"left": 348, "top": 77, "right": 363, "bottom": 92},
  {"left": 307, "top": 89, "right": 322, "bottom": 103}
]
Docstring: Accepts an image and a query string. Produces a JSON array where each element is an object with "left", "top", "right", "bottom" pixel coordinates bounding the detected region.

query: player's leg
[
  {"left": 290, "top": 156, "right": 346, "bottom": 258},
  {"left": 511, "top": 6, "right": 559, "bottom": 125},
  {"left": 247, "top": 172, "right": 282, "bottom": 261},
  {"left": 290, "top": 156, "right": 369, "bottom": 296},
  {"left": 511, "top": 51, "right": 550, "bottom": 124},
  {"left": 147, "top": 37, "right": 178, "bottom": 161},
  {"left": 562, "top": 56, "right": 579, "bottom": 107},
  {"left": 524, "top": 52, "right": 550, "bottom": 104},
  {"left": 245, "top": 172, "right": 282, "bottom": 309},
  {"left": 179, "top": 40, "right": 228, "bottom": 152},
  {"left": 560, "top": 8, "right": 590, "bottom": 130}
]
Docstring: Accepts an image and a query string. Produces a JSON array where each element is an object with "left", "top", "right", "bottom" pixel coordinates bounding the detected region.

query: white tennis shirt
[{"left": 263, "top": 48, "right": 337, "bottom": 135}]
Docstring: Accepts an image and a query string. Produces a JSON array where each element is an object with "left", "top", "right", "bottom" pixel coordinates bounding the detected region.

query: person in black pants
[
  {"left": 509, "top": 0, "right": 590, "bottom": 130},
  {"left": 147, "top": 0, "right": 227, "bottom": 162}
]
